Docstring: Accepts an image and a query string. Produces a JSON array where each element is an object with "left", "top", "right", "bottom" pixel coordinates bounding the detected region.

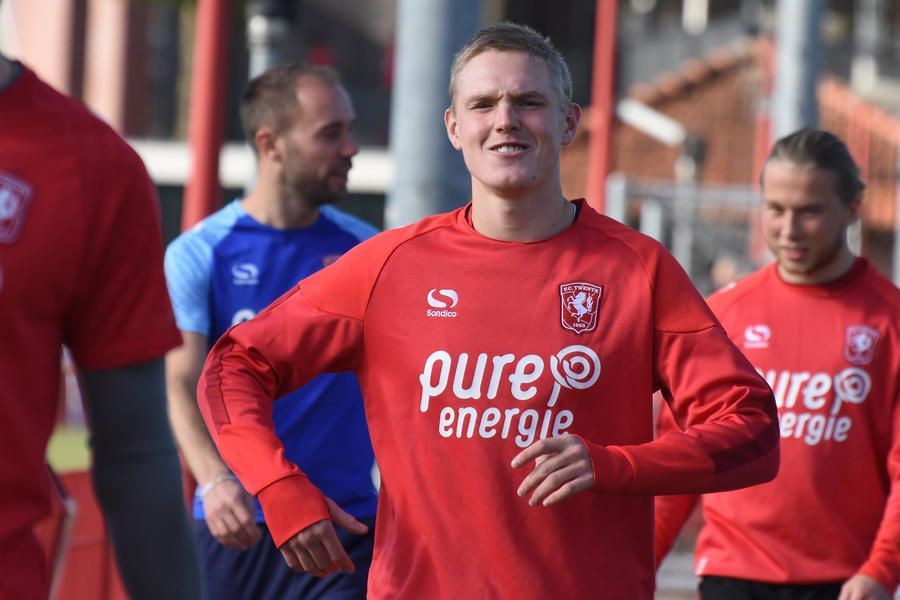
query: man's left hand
[
  {"left": 511, "top": 434, "right": 594, "bottom": 507},
  {"left": 838, "top": 574, "right": 891, "bottom": 600}
]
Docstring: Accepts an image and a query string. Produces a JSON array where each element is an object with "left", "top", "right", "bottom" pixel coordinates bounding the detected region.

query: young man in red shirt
[
  {"left": 198, "top": 22, "right": 779, "bottom": 599},
  {"left": 655, "top": 129, "right": 899, "bottom": 600},
  {"left": 0, "top": 51, "right": 200, "bottom": 598}
]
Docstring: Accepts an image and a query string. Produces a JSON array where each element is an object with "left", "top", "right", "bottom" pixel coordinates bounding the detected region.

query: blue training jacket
[{"left": 165, "top": 200, "right": 379, "bottom": 521}]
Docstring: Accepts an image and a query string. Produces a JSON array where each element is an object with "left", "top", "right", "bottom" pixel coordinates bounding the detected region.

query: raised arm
[
  {"left": 198, "top": 284, "right": 369, "bottom": 573},
  {"left": 587, "top": 315, "right": 778, "bottom": 497}
]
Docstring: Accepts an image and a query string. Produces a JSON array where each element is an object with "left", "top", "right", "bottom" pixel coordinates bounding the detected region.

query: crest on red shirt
[
  {"left": 844, "top": 325, "right": 879, "bottom": 366},
  {"left": 0, "top": 173, "right": 32, "bottom": 244},
  {"left": 559, "top": 282, "right": 603, "bottom": 335}
]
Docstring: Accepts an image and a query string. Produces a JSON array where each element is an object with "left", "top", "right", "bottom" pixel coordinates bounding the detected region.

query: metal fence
[{"left": 606, "top": 173, "right": 768, "bottom": 295}]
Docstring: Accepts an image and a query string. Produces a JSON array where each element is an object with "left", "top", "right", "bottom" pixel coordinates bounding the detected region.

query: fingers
[
  {"left": 204, "top": 483, "right": 261, "bottom": 549},
  {"left": 320, "top": 528, "right": 356, "bottom": 573},
  {"left": 519, "top": 460, "right": 587, "bottom": 506},
  {"left": 230, "top": 514, "right": 261, "bottom": 548},
  {"left": 207, "top": 510, "right": 249, "bottom": 548},
  {"left": 327, "top": 497, "right": 369, "bottom": 535},
  {"left": 280, "top": 519, "right": 355, "bottom": 577},
  {"left": 231, "top": 496, "right": 262, "bottom": 546},
  {"left": 208, "top": 515, "right": 255, "bottom": 548},
  {"left": 280, "top": 543, "right": 334, "bottom": 577},
  {"left": 837, "top": 575, "right": 891, "bottom": 600},
  {"left": 297, "top": 542, "right": 338, "bottom": 577},
  {"left": 510, "top": 437, "right": 567, "bottom": 469},
  {"left": 537, "top": 470, "right": 594, "bottom": 506},
  {"left": 303, "top": 523, "right": 355, "bottom": 574},
  {"left": 512, "top": 435, "right": 594, "bottom": 507}
]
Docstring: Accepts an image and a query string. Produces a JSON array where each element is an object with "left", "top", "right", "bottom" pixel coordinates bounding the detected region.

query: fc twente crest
[
  {"left": 844, "top": 325, "right": 879, "bottom": 366},
  {"left": 560, "top": 282, "right": 603, "bottom": 335},
  {"left": 0, "top": 173, "right": 32, "bottom": 244}
]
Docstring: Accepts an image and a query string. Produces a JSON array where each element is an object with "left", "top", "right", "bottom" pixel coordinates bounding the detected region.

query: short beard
[
  {"left": 300, "top": 183, "right": 342, "bottom": 206},
  {"left": 285, "top": 175, "right": 344, "bottom": 207}
]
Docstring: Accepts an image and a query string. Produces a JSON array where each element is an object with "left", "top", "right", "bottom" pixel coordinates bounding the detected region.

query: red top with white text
[
  {"left": 200, "top": 201, "right": 778, "bottom": 599},
  {"left": 655, "top": 260, "right": 900, "bottom": 591}
]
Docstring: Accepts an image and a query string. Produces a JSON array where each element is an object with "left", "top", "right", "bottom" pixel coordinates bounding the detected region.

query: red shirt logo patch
[
  {"left": 560, "top": 282, "right": 603, "bottom": 335},
  {"left": 0, "top": 173, "right": 33, "bottom": 244},
  {"left": 844, "top": 325, "right": 879, "bottom": 366}
]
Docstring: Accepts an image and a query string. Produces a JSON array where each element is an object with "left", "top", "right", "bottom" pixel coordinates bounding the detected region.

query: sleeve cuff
[
  {"left": 858, "top": 561, "right": 899, "bottom": 595},
  {"left": 257, "top": 474, "right": 331, "bottom": 548},
  {"left": 574, "top": 435, "right": 635, "bottom": 493}
]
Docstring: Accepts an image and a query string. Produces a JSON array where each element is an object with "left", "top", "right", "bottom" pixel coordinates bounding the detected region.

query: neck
[
  {"left": 242, "top": 175, "right": 319, "bottom": 229},
  {"left": 470, "top": 185, "right": 574, "bottom": 242}
]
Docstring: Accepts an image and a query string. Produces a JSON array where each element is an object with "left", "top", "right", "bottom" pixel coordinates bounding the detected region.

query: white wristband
[{"left": 197, "top": 474, "right": 238, "bottom": 499}]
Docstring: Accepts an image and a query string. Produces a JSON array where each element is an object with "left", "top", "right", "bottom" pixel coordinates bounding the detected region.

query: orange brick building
[{"left": 562, "top": 37, "right": 898, "bottom": 278}]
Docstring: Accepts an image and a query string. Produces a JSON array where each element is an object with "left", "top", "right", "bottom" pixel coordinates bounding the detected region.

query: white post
[{"left": 604, "top": 172, "right": 628, "bottom": 223}]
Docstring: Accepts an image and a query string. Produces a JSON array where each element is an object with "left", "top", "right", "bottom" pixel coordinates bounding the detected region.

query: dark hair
[
  {"left": 449, "top": 21, "right": 572, "bottom": 110},
  {"left": 239, "top": 64, "right": 340, "bottom": 153},
  {"left": 764, "top": 128, "right": 865, "bottom": 203}
]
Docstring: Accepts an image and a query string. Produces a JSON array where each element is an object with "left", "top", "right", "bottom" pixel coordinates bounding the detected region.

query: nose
[
  {"left": 781, "top": 210, "right": 802, "bottom": 240},
  {"left": 494, "top": 101, "right": 520, "bottom": 132},
  {"left": 341, "top": 131, "right": 359, "bottom": 159}
]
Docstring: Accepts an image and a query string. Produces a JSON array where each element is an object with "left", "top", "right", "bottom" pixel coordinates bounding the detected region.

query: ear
[
  {"left": 561, "top": 103, "right": 582, "bottom": 146},
  {"left": 847, "top": 196, "right": 862, "bottom": 225},
  {"left": 255, "top": 127, "right": 282, "bottom": 164},
  {"left": 444, "top": 107, "right": 462, "bottom": 151}
]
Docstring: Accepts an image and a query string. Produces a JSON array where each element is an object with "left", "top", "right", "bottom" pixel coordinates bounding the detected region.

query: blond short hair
[{"left": 448, "top": 22, "right": 572, "bottom": 110}]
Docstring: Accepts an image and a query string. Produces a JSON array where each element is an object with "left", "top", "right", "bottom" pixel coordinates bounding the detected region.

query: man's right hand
[
  {"left": 167, "top": 332, "right": 262, "bottom": 551},
  {"left": 202, "top": 478, "right": 262, "bottom": 550},
  {"left": 279, "top": 498, "right": 369, "bottom": 577}
]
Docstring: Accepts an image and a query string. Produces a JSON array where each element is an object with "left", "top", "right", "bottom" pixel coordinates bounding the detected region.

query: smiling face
[
  {"left": 276, "top": 81, "right": 358, "bottom": 205},
  {"left": 761, "top": 159, "right": 860, "bottom": 284},
  {"left": 444, "top": 50, "right": 580, "bottom": 202}
]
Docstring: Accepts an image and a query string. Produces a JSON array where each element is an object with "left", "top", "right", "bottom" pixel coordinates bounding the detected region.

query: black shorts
[
  {"left": 700, "top": 575, "right": 844, "bottom": 600},
  {"left": 193, "top": 517, "right": 375, "bottom": 600}
]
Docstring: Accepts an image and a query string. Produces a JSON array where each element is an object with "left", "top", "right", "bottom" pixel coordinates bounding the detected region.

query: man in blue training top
[{"left": 164, "top": 64, "right": 378, "bottom": 599}]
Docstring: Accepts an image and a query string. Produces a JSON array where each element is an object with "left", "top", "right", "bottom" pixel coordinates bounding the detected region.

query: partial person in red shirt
[
  {"left": 197, "top": 22, "right": 779, "bottom": 599},
  {"left": 0, "top": 51, "right": 201, "bottom": 598},
  {"left": 655, "top": 129, "right": 899, "bottom": 600}
]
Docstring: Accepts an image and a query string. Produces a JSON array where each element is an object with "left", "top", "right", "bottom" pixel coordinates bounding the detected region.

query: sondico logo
[
  {"left": 426, "top": 288, "right": 458, "bottom": 318},
  {"left": 743, "top": 324, "right": 771, "bottom": 349},
  {"left": 232, "top": 263, "right": 259, "bottom": 286},
  {"left": 419, "top": 345, "right": 601, "bottom": 447}
]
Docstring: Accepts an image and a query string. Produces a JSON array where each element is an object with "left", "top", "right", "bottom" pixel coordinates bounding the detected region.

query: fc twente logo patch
[
  {"left": 559, "top": 282, "right": 603, "bottom": 335},
  {"left": 0, "top": 173, "right": 33, "bottom": 244},
  {"left": 844, "top": 325, "right": 879, "bottom": 366}
]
